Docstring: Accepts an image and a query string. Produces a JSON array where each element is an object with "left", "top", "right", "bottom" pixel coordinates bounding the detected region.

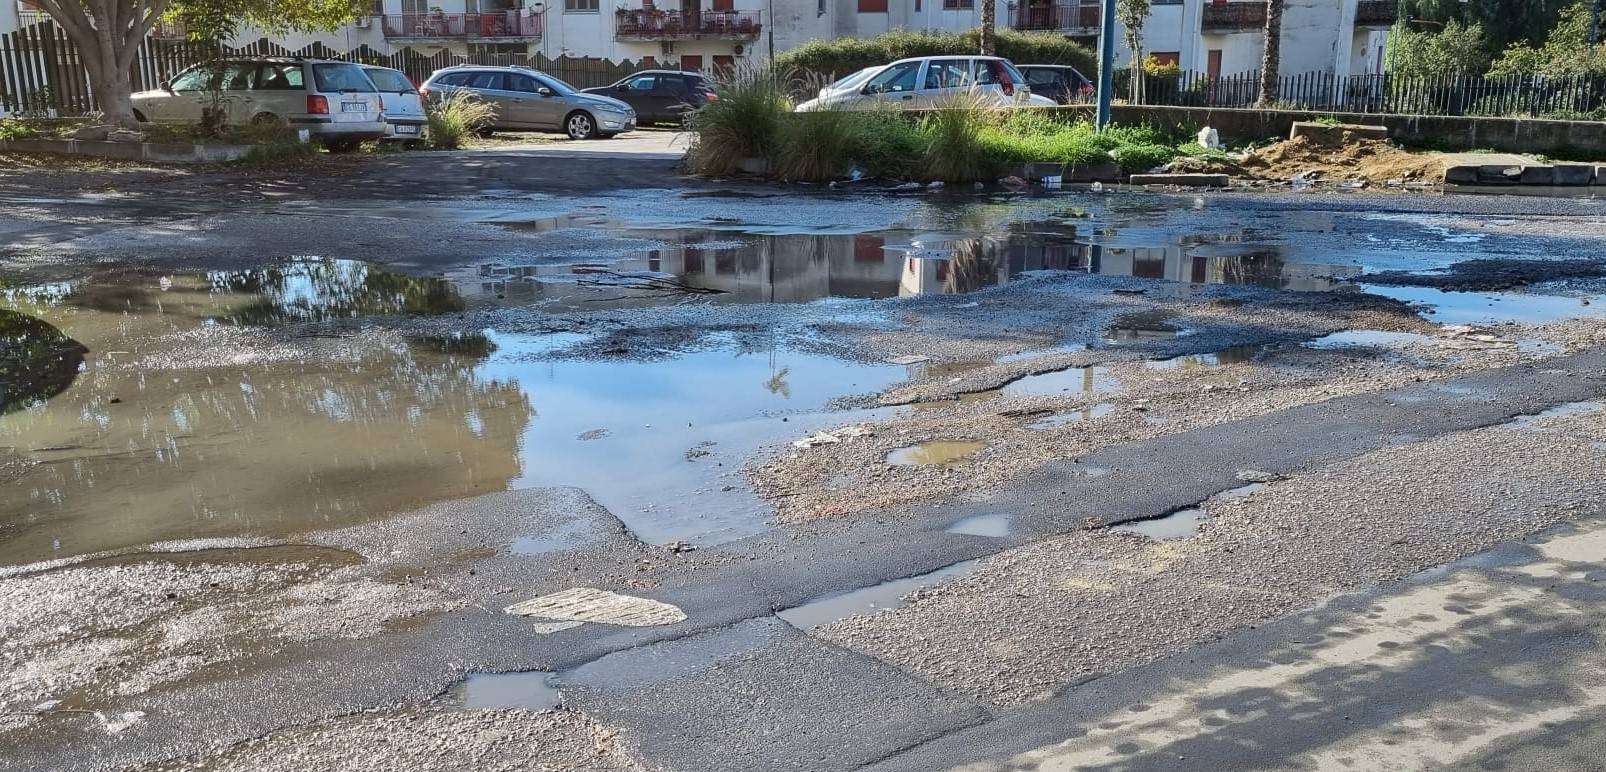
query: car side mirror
[
  {"left": 617, "top": 84, "right": 629, "bottom": 91},
  {"left": 861, "top": 85, "right": 874, "bottom": 95},
  {"left": 537, "top": 87, "right": 554, "bottom": 97}
]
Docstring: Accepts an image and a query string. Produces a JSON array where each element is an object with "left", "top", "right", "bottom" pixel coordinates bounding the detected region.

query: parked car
[
  {"left": 420, "top": 65, "right": 636, "bottom": 139},
  {"left": 794, "top": 56, "right": 1032, "bottom": 112},
  {"left": 1017, "top": 65, "right": 1093, "bottom": 105},
  {"left": 131, "top": 57, "right": 385, "bottom": 150},
  {"left": 360, "top": 64, "right": 427, "bottom": 143},
  {"left": 793, "top": 66, "right": 884, "bottom": 112},
  {"left": 580, "top": 70, "right": 716, "bottom": 124}
]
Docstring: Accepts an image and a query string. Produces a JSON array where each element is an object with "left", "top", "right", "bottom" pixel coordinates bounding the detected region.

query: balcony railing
[
  {"left": 18, "top": 9, "right": 187, "bottom": 37},
  {"left": 614, "top": 9, "right": 762, "bottom": 41},
  {"left": 1200, "top": 1, "right": 1267, "bottom": 31},
  {"left": 1007, "top": 2, "right": 1101, "bottom": 33},
  {"left": 382, "top": 12, "right": 542, "bottom": 40},
  {"left": 1354, "top": 0, "right": 1398, "bottom": 26}
]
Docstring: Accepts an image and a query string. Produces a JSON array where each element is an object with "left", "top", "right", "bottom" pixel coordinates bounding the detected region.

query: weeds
[
  {"left": 919, "top": 92, "right": 1000, "bottom": 183},
  {"left": 685, "top": 67, "right": 790, "bottom": 175},
  {"left": 426, "top": 90, "right": 497, "bottom": 150}
]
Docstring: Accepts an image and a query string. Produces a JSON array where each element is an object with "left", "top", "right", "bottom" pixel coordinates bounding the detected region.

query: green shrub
[
  {"left": 1109, "top": 143, "right": 1178, "bottom": 174},
  {"left": 777, "top": 28, "right": 1097, "bottom": 86},
  {"left": 852, "top": 110, "right": 924, "bottom": 179},
  {"left": 685, "top": 68, "right": 790, "bottom": 175},
  {"left": 426, "top": 90, "right": 496, "bottom": 150},
  {"left": 0, "top": 119, "right": 43, "bottom": 141},
  {"left": 774, "top": 108, "right": 862, "bottom": 182},
  {"left": 919, "top": 93, "right": 1001, "bottom": 183}
]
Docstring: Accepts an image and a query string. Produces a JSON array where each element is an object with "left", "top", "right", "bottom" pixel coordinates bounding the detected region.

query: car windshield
[
  {"left": 313, "top": 63, "right": 376, "bottom": 93},
  {"left": 364, "top": 68, "right": 413, "bottom": 92},
  {"left": 831, "top": 67, "right": 879, "bottom": 91}
]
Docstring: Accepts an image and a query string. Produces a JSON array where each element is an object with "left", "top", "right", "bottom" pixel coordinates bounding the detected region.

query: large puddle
[{"left": 0, "top": 263, "right": 907, "bottom": 563}]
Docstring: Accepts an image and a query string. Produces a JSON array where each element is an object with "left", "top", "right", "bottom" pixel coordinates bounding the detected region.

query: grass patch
[
  {"left": 685, "top": 68, "right": 791, "bottom": 175},
  {"left": 426, "top": 90, "right": 497, "bottom": 150}
]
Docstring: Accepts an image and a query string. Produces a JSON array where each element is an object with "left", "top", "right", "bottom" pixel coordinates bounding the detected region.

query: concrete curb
[
  {"left": 0, "top": 137, "right": 257, "bottom": 163},
  {"left": 1444, "top": 162, "right": 1600, "bottom": 188}
]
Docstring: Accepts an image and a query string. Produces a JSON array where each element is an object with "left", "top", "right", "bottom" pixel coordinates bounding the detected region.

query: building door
[
  {"left": 681, "top": 54, "right": 704, "bottom": 72},
  {"left": 1207, "top": 49, "right": 1222, "bottom": 80}
]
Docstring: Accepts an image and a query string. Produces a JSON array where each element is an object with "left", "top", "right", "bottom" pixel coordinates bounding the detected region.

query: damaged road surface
[{"left": 5, "top": 152, "right": 1606, "bottom": 771}]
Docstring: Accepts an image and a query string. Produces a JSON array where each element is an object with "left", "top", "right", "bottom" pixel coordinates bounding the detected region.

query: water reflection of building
[{"left": 472, "top": 224, "right": 1360, "bottom": 306}]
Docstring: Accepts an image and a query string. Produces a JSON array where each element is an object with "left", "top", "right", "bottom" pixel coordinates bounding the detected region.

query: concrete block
[
  {"left": 1552, "top": 163, "right": 1596, "bottom": 186},
  {"left": 1476, "top": 165, "right": 1523, "bottom": 185},
  {"left": 1065, "top": 161, "right": 1121, "bottom": 182},
  {"left": 1022, "top": 161, "right": 1065, "bottom": 179},
  {"left": 1443, "top": 165, "right": 1478, "bottom": 185},
  {"left": 1518, "top": 165, "right": 1555, "bottom": 185},
  {"left": 1128, "top": 173, "right": 1229, "bottom": 187},
  {"left": 0, "top": 137, "right": 253, "bottom": 163},
  {"left": 1595, "top": 166, "right": 1606, "bottom": 186},
  {"left": 1288, "top": 121, "right": 1389, "bottom": 143}
]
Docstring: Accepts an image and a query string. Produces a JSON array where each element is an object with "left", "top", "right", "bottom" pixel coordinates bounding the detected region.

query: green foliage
[
  {"left": 1117, "top": 0, "right": 1152, "bottom": 100},
  {"left": 775, "top": 28, "right": 1097, "bottom": 86},
  {"left": 1401, "top": 0, "right": 1574, "bottom": 59},
  {"left": 773, "top": 108, "right": 863, "bottom": 182},
  {"left": 426, "top": 90, "right": 496, "bottom": 150},
  {"left": 918, "top": 93, "right": 1001, "bottom": 183},
  {"left": 1488, "top": 1, "right": 1606, "bottom": 76},
  {"left": 170, "top": 0, "right": 368, "bottom": 40},
  {"left": 1141, "top": 55, "right": 1181, "bottom": 78},
  {"left": 0, "top": 119, "right": 45, "bottom": 141},
  {"left": 1387, "top": 21, "right": 1491, "bottom": 77},
  {"left": 685, "top": 68, "right": 791, "bottom": 175},
  {"left": 1109, "top": 143, "right": 1176, "bottom": 174}
]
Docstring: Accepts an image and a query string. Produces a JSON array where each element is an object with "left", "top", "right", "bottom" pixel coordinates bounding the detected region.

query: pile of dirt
[{"left": 1237, "top": 133, "right": 1443, "bottom": 185}]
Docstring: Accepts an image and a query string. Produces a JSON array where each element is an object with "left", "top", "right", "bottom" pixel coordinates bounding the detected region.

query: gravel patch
[
  {"left": 137, "top": 705, "right": 640, "bottom": 772},
  {"left": 813, "top": 404, "right": 1606, "bottom": 706}
]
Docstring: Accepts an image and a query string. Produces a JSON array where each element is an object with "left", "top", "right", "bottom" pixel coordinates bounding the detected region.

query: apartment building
[{"left": 2, "top": 0, "right": 1395, "bottom": 79}]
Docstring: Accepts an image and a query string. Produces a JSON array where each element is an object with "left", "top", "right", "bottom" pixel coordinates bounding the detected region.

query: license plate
[
  {"left": 395, "top": 125, "right": 418, "bottom": 135},
  {"left": 341, "top": 101, "right": 366, "bottom": 113}
]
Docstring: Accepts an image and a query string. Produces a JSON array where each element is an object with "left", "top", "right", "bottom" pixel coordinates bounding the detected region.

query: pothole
[
  {"left": 945, "top": 513, "right": 1013, "bottom": 538},
  {"left": 1027, "top": 402, "right": 1116, "bottom": 430},
  {"left": 1000, "top": 367, "right": 1120, "bottom": 398},
  {"left": 886, "top": 440, "right": 987, "bottom": 467},
  {"left": 777, "top": 559, "right": 980, "bottom": 630},
  {"left": 447, "top": 671, "right": 560, "bottom": 711}
]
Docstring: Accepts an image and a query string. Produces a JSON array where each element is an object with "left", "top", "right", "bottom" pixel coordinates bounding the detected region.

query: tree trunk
[
  {"left": 1256, "top": 0, "right": 1284, "bottom": 107},
  {"left": 91, "top": 64, "right": 138, "bottom": 127},
  {"left": 980, "top": 0, "right": 996, "bottom": 55}
]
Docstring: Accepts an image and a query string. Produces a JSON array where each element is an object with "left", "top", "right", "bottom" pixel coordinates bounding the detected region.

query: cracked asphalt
[{"left": 4, "top": 144, "right": 1606, "bottom": 771}]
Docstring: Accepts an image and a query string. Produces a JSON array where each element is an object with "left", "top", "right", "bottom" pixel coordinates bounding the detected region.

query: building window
[
  {"left": 858, "top": 0, "right": 888, "bottom": 11},
  {"left": 942, "top": 0, "right": 972, "bottom": 8},
  {"left": 565, "top": 0, "right": 598, "bottom": 12},
  {"left": 370, "top": 0, "right": 383, "bottom": 15}
]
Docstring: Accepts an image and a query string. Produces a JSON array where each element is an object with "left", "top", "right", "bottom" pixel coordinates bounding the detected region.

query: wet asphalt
[{"left": 5, "top": 149, "right": 1606, "bottom": 771}]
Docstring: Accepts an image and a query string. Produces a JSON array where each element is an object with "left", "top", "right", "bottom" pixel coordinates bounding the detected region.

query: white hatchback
[
  {"left": 361, "top": 65, "right": 428, "bottom": 143},
  {"left": 131, "top": 58, "right": 386, "bottom": 150},
  {"left": 794, "top": 56, "right": 1034, "bottom": 111}
]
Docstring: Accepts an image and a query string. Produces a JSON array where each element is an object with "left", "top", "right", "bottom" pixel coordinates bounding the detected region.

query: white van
[
  {"left": 131, "top": 58, "right": 386, "bottom": 150},
  {"left": 794, "top": 56, "right": 1033, "bottom": 112}
]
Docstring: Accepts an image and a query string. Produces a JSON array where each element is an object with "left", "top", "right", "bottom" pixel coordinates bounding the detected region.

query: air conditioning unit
[
  {"left": 354, "top": 16, "right": 374, "bottom": 28},
  {"left": 733, "top": 43, "right": 743, "bottom": 55}
]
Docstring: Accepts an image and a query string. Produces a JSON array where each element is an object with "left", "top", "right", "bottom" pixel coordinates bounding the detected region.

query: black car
[
  {"left": 581, "top": 70, "right": 716, "bottom": 124},
  {"left": 1017, "top": 65, "right": 1093, "bottom": 105}
]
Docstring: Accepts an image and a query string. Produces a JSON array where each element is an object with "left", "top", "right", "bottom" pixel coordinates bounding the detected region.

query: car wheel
[
  {"left": 476, "top": 126, "right": 495, "bottom": 139},
  {"left": 564, "top": 111, "right": 597, "bottom": 140},
  {"left": 251, "top": 112, "right": 285, "bottom": 126}
]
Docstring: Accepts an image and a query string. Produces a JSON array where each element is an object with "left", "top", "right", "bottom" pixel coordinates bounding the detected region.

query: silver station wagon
[{"left": 420, "top": 65, "right": 636, "bottom": 140}]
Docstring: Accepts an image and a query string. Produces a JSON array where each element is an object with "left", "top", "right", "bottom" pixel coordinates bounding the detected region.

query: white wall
[{"left": 1, "top": 3, "right": 20, "bottom": 35}]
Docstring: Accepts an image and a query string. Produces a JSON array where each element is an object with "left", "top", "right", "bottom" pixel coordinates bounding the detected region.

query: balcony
[
  {"left": 1200, "top": 1, "right": 1267, "bottom": 32},
  {"left": 1007, "top": 2, "right": 1101, "bottom": 34},
  {"left": 1354, "top": 0, "right": 1398, "bottom": 27},
  {"left": 382, "top": 11, "right": 542, "bottom": 41},
  {"left": 614, "top": 9, "right": 762, "bottom": 41}
]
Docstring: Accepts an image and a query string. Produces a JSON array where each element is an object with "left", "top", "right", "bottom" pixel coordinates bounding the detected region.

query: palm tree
[
  {"left": 981, "top": 0, "right": 997, "bottom": 55},
  {"left": 1256, "top": 0, "right": 1285, "bottom": 107}
]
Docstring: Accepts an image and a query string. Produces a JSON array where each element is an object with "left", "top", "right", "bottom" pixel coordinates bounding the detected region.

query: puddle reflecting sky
[{"left": 0, "top": 264, "right": 909, "bottom": 562}]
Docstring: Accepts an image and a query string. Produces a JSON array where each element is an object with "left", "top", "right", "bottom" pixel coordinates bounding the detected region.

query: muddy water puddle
[
  {"left": 777, "top": 558, "right": 980, "bottom": 630},
  {"left": 0, "top": 267, "right": 907, "bottom": 562},
  {"left": 886, "top": 440, "right": 987, "bottom": 467},
  {"left": 447, "top": 671, "right": 561, "bottom": 711},
  {"left": 946, "top": 513, "right": 1013, "bottom": 538}
]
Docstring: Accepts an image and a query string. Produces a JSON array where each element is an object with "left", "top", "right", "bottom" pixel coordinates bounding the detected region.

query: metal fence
[
  {"left": 1137, "top": 69, "right": 1606, "bottom": 119},
  {"left": 1, "top": 18, "right": 644, "bottom": 117}
]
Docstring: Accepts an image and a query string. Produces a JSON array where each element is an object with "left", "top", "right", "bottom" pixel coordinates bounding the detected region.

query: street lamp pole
[{"left": 1096, "top": 0, "right": 1117, "bottom": 129}]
